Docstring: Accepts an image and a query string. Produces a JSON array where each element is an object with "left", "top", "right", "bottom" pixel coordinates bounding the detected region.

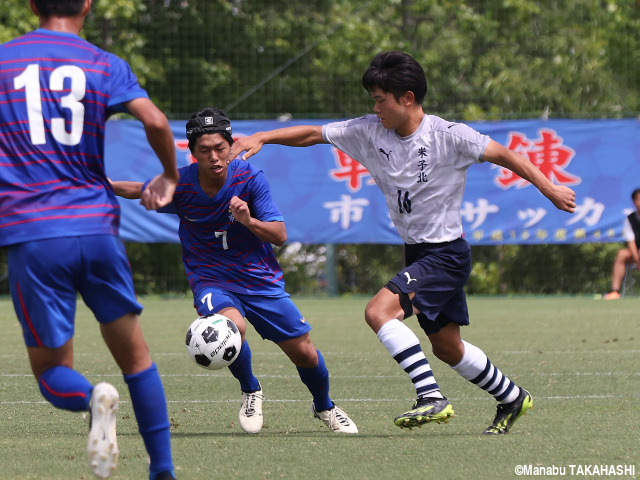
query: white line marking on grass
[
  {"left": 2, "top": 393, "right": 639, "bottom": 406},
  {"left": 500, "top": 349, "right": 640, "bottom": 354},
  {"left": 2, "top": 349, "right": 640, "bottom": 359},
  {"left": 2, "top": 371, "right": 640, "bottom": 378}
]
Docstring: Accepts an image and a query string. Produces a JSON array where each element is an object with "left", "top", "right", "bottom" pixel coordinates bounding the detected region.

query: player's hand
[
  {"left": 230, "top": 133, "right": 265, "bottom": 161},
  {"left": 228, "top": 195, "right": 251, "bottom": 224},
  {"left": 549, "top": 185, "right": 576, "bottom": 213},
  {"left": 140, "top": 172, "right": 177, "bottom": 210}
]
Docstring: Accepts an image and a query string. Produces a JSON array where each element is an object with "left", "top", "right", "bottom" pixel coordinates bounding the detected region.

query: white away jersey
[{"left": 322, "top": 114, "right": 490, "bottom": 243}]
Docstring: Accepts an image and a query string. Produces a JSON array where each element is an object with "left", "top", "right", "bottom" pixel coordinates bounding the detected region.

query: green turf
[{"left": 1, "top": 296, "right": 638, "bottom": 479}]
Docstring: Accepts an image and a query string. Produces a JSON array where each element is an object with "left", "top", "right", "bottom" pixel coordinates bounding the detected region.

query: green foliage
[
  {"left": 271, "top": 243, "right": 404, "bottom": 295},
  {"left": 83, "top": 1, "right": 153, "bottom": 86},
  {"left": 272, "top": 243, "right": 328, "bottom": 294},
  {"left": 124, "top": 242, "right": 189, "bottom": 296},
  {"left": 334, "top": 244, "right": 403, "bottom": 294},
  {"left": 274, "top": 243, "right": 623, "bottom": 296},
  {"left": 3, "top": 0, "right": 636, "bottom": 118},
  {"left": 468, "top": 243, "right": 621, "bottom": 295},
  {"left": 0, "top": 242, "right": 626, "bottom": 296},
  {"left": 0, "top": 2, "right": 38, "bottom": 43},
  {"left": 500, "top": 243, "right": 621, "bottom": 294}
]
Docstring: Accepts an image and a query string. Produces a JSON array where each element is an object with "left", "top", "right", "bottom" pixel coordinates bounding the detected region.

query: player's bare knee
[
  {"left": 286, "top": 348, "right": 318, "bottom": 368},
  {"left": 366, "top": 283, "right": 412, "bottom": 330},
  {"left": 364, "top": 302, "right": 383, "bottom": 331},
  {"left": 295, "top": 356, "right": 318, "bottom": 369},
  {"left": 278, "top": 335, "right": 318, "bottom": 367},
  {"left": 431, "top": 342, "right": 464, "bottom": 366},
  {"left": 365, "top": 303, "right": 399, "bottom": 334}
]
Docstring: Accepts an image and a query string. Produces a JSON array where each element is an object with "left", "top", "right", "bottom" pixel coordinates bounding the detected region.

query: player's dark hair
[
  {"left": 186, "top": 107, "right": 234, "bottom": 153},
  {"left": 632, "top": 188, "right": 640, "bottom": 201},
  {"left": 362, "top": 51, "right": 428, "bottom": 105},
  {"left": 33, "top": 0, "right": 85, "bottom": 18}
]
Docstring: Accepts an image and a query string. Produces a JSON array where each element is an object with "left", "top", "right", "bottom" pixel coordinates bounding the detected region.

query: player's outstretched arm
[
  {"left": 230, "top": 125, "right": 326, "bottom": 160},
  {"left": 140, "top": 173, "right": 177, "bottom": 211},
  {"left": 125, "top": 98, "right": 179, "bottom": 210},
  {"left": 483, "top": 140, "right": 577, "bottom": 213},
  {"left": 110, "top": 177, "right": 175, "bottom": 211},
  {"left": 110, "top": 180, "right": 144, "bottom": 199}
]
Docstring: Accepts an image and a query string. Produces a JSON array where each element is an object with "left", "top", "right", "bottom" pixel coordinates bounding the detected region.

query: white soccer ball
[{"left": 185, "top": 314, "right": 242, "bottom": 370}]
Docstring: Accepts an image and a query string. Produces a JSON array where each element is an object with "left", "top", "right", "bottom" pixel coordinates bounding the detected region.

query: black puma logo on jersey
[{"left": 379, "top": 148, "right": 392, "bottom": 161}]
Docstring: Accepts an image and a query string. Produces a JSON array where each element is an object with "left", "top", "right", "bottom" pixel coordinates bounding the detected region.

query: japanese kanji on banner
[{"left": 106, "top": 118, "right": 640, "bottom": 245}]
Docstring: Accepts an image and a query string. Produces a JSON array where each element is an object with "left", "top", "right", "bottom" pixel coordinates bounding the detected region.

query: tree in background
[{"left": 4, "top": 0, "right": 635, "bottom": 119}]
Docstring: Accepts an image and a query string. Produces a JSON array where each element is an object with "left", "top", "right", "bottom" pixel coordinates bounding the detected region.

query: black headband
[{"left": 185, "top": 114, "right": 232, "bottom": 140}]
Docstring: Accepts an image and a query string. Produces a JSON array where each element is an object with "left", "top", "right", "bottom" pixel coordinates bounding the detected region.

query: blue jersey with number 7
[
  {"left": 0, "top": 28, "right": 148, "bottom": 247},
  {"left": 151, "top": 160, "right": 287, "bottom": 297}
]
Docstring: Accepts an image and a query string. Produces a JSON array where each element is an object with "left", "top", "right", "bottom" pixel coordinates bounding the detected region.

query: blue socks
[
  {"left": 38, "top": 365, "right": 92, "bottom": 411},
  {"left": 227, "top": 340, "right": 261, "bottom": 392},
  {"left": 230, "top": 341, "right": 333, "bottom": 410},
  {"left": 37, "top": 363, "right": 173, "bottom": 479},
  {"left": 297, "top": 350, "right": 333, "bottom": 412},
  {"left": 124, "top": 363, "right": 174, "bottom": 478}
]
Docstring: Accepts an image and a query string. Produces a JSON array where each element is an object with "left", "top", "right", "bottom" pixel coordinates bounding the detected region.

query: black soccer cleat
[
  {"left": 394, "top": 396, "right": 455, "bottom": 429},
  {"left": 483, "top": 388, "right": 533, "bottom": 435}
]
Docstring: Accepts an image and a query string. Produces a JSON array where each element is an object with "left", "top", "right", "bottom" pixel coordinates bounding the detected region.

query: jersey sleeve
[
  {"left": 322, "top": 116, "right": 377, "bottom": 165},
  {"left": 248, "top": 170, "right": 284, "bottom": 222},
  {"left": 440, "top": 121, "right": 491, "bottom": 169},
  {"left": 105, "top": 53, "right": 149, "bottom": 115}
]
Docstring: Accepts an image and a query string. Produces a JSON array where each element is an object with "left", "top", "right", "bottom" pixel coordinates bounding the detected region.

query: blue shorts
[
  {"left": 388, "top": 237, "right": 471, "bottom": 335},
  {"left": 193, "top": 287, "right": 311, "bottom": 343},
  {"left": 8, "top": 235, "right": 143, "bottom": 348}
]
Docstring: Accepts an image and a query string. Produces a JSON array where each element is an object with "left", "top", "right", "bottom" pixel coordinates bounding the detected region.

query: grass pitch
[{"left": 0, "top": 296, "right": 638, "bottom": 479}]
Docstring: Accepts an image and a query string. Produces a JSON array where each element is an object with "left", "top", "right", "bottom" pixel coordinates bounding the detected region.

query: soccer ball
[{"left": 185, "top": 314, "right": 242, "bottom": 370}]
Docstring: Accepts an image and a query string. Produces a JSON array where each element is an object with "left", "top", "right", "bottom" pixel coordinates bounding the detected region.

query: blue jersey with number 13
[{"left": 0, "top": 28, "right": 148, "bottom": 247}]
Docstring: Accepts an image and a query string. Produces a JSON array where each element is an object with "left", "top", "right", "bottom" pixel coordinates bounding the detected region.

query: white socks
[
  {"left": 452, "top": 340, "right": 519, "bottom": 404},
  {"left": 377, "top": 319, "right": 442, "bottom": 398}
]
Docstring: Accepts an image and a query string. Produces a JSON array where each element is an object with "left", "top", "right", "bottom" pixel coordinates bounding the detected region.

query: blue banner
[{"left": 105, "top": 118, "right": 640, "bottom": 245}]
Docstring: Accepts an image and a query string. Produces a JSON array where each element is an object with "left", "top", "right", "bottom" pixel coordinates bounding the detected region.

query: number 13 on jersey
[{"left": 14, "top": 63, "right": 86, "bottom": 146}]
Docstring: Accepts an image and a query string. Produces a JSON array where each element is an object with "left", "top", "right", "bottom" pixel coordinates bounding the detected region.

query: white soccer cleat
[
  {"left": 312, "top": 404, "right": 358, "bottom": 433},
  {"left": 239, "top": 388, "right": 264, "bottom": 434},
  {"left": 87, "top": 382, "right": 119, "bottom": 479}
]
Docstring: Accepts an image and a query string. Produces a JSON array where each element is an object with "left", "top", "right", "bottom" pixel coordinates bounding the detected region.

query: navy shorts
[
  {"left": 193, "top": 287, "right": 311, "bottom": 343},
  {"left": 8, "top": 235, "right": 143, "bottom": 348},
  {"left": 387, "top": 237, "right": 471, "bottom": 335}
]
